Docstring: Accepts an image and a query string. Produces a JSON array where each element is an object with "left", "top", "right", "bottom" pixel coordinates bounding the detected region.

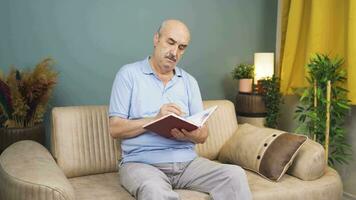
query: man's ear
[{"left": 153, "top": 32, "right": 159, "bottom": 47}]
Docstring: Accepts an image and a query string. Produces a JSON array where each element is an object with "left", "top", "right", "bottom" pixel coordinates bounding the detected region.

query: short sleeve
[
  {"left": 109, "top": 67, "right": 132, "bottom": 119},
  {"left": 188, "top": 76, "right": 204, "bottom": 115}
]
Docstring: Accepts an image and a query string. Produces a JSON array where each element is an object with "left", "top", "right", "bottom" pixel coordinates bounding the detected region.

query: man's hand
[
  {"left": 155, "top": 103, "right": 184, "bottom": 119},
  {"left": 170, "top": 125, "right": 208, "bottom": 144}
]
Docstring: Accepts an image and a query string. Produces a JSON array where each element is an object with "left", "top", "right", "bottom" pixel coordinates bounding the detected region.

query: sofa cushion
[
  {"left": 196, "top": 100, "right": 238, "bottom": 160},
  {"left": 68, "top": 172, "right": 209, "bottom": 200},
  {"left": 218, "top": 123, "right": 307, "bottom": 181},
  {"left": 51, "top": 106, "right": 120, "bottom": 178},
  {"left": 247, "top": 167, "right": 342, "bottom": 200},
  {"left": 67, "top": 168, "right": 342, "bottom": 200},
  {"left": 287, "top": 138, "right": 326, "bottom": 180}
]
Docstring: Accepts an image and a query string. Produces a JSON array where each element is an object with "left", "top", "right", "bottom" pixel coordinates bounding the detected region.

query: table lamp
[{"left": 254, "top": 52, "right": 274, "bottom": 93}]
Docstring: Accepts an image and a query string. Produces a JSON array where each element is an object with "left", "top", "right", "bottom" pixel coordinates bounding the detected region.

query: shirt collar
[
  {"left": 141, "top": 56, "right": 182, "bottom": 77},
  {"left": 141, "top": 57, "right": 154, "bottom": 74}
]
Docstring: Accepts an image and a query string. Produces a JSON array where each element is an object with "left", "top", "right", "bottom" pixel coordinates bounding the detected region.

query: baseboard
[{"left": 344, "top": 192, "right": 356, "bottom": 200}]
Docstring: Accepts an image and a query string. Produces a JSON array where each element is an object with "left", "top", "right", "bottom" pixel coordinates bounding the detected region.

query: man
[{"left": 109, "top": 19, "right": 251, "bottom": 200}]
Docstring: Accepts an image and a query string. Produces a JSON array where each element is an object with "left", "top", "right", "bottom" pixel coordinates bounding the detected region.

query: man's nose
[{"left": 170, "top": 45, "right": 179, "bottom": 56}]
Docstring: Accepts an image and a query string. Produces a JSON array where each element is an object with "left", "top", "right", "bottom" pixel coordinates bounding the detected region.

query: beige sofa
[{"left": 0, "top": 100, "right": 343, "bottom": 200}]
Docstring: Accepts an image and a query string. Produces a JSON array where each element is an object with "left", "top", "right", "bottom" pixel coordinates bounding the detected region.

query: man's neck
[{"left": 149, "top": 57, "right": 175, "bottom": 85}]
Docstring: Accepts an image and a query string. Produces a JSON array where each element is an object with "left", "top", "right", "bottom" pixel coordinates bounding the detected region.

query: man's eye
[
  {"left": 179, "top": 46, "right": 186, "bottom": 50},
  {"left": 168, "top": 40, "right": 175, "bottom": 45}
]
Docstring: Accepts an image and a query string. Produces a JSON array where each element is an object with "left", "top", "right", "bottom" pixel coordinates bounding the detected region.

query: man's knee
[
  {"left": 222, "top": 165, "right": 247, "bottom": 183},
  {"left": 139, "top": 180, "right": 168, "bottom": 192},
  {"left": 137, "top": 180, "right": 178, "bottom": 200}
]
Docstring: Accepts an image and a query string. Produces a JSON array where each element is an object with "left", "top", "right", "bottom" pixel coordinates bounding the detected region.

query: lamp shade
[{"left": 254, "top": 53, "right": 274, "bottom": 81}]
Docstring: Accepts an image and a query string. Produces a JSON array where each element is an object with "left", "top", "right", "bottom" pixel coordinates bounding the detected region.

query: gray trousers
[{"left": 119, "top": 157, "right": 252, "bottom": 200}]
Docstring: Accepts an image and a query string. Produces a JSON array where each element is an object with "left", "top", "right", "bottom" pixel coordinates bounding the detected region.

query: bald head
[{"left": 157, "top": 19, "right": 190, "bottom": 41}]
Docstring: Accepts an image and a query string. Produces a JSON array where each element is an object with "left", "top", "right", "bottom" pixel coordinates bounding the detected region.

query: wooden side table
[{"left": 235, "top": 92, "right": 266, "bottom": 127}]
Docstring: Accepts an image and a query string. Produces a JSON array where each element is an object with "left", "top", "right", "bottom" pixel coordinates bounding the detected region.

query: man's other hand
[{"left": 170, "top": 125, "right": 208, "bottom": 144}]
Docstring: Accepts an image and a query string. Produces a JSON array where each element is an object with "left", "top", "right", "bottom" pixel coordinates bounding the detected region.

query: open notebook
[{"left": 143, "top": 106, "right": 218, "bottom": 139}]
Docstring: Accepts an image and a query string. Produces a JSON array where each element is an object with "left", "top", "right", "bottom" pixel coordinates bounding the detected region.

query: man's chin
[
  {"left": 162, "top": 64, "right": 175, "bottom": 72},
  {"left": 164, "top": 65, "right": 174, "bottom": 70},
  {"left": 164, "top": 61, "right": 176, "bottom": 68}
]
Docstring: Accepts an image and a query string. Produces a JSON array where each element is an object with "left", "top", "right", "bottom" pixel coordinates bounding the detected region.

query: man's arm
[
  {"left": 186, "top": 125, "right": 209, "bottom": 144},
  {"left": 109, "top": 117, "right": 155, "bottom": 139},
  {"left": 109, "top": 103, "right": 184, "bottom": 139}
]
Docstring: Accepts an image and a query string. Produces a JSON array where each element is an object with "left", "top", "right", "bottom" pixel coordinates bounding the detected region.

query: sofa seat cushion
[
  {"left": 68, "top": 168, "right": 342, "bottom": 200},
  {"left": 68, "top": 172, "right": 209, "bottom": 200},
  {"left": 69, "top": 173, "right": 134, "bottom": 200},
  {"left": 248, "top": 167, "right": 342, "bottom": 200}
]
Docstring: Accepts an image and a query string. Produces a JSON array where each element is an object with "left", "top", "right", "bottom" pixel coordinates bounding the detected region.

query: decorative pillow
[
  {"left": 287, "top": 138, "right": 326, "bottom": 180},
  {"left": 218, "top": 123, "right": 307, "bottom": 181}
]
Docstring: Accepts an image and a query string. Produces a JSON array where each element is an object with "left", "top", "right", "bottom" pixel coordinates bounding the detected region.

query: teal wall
[{"left": 0, "top": 0, "right": 278, "bottom": 146}]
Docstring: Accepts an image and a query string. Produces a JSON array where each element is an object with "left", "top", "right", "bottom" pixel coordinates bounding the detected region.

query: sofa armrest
[
  {"left": 0, "top": 140, "right": 75, "bottom": 200},
  {"left": 287, "top": 138, "right": 326, "bottom": 180}
]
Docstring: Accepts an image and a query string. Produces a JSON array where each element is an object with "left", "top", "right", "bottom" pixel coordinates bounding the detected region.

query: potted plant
[
  {"left": 231, "top": 63, "right": 254, "bottom": 93},
  {"left": 295, "top": 54, "right": 351, "bottom": 166},
  {"left": 0, "top": 58, "right": 58, "bottom": 153},
  {"left": 259, "top": 75, "right": 283, "bottom": 128}
]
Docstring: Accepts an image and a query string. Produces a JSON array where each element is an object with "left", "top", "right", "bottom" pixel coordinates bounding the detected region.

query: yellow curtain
[{"left": 279, "top": 0, "right": 356, "bottom": 104}]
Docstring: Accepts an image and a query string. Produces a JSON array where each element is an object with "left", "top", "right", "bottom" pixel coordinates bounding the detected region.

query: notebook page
[{"left": 186, "top": 106, "right": 217, "bottom": 126}]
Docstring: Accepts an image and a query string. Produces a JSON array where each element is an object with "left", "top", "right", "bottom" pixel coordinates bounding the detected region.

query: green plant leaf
[{"left": 294, "top": 53, "right": 352, "bottom": 166}]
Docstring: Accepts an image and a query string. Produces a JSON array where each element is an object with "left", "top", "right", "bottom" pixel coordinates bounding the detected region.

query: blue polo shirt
[{"left": 109, "top": 57, "right": 204, "bottom": 164}]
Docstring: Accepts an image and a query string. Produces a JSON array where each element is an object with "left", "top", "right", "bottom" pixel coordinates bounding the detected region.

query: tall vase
[
  {"left": 239, "top": 79, "right": 253, "bottom": 93},
  {"left": 0, "top": 123, "right": 45, "bottom": 154}
]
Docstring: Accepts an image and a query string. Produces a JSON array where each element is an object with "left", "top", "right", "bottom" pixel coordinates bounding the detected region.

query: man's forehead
[
  {"left": 161, "top": 29, "right": 190, "bottom": 44},
  {"left": 159, "top": 21, "right": 190, "bottom": 43}
]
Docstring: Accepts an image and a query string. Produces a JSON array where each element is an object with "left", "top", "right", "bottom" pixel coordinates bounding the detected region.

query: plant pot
[
  {"left": 0, "top": 123, "right": 45, "bottom": 154},
  {"left": 239, "top": 79, "right": 253, "bottom": 93}
]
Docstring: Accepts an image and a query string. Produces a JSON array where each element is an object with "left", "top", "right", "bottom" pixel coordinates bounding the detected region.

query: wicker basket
[{"left": 0, "top": 123, "right": 45, "bottom": 154}]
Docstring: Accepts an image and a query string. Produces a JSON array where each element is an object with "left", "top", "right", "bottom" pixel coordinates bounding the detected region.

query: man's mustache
[{"left": 166, "top": 54, "right": 177, "bottom": 62}]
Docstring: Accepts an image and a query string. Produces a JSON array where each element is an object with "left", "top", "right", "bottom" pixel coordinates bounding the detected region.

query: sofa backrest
[
  {"left": 51, "top": 100, "right": 237, "bottom": 178},
  {"left": 196, "top": 100, "right": 238, "bottom": 159},
  {"left": 51, "top": 106, "right": 120, "bottom": 178}
]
